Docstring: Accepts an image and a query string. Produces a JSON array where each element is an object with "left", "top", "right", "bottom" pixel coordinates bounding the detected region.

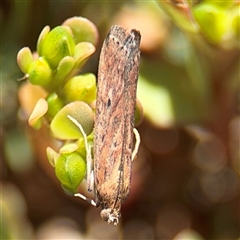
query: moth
[{"left": 68, "top": 25, "right": 141, "bottom": 225}]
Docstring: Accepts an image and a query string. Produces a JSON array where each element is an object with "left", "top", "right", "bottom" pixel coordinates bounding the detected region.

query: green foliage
[
  {"left": 46, "top": 92, "right": 64, "bottom": 119},
  {"left": 39, "top": 26, "right": 75, "bottom": 69},
  {"left": 193, "top": 3, "right": 230, "bottom": 45},
  {"left": 55, "top": 152, "right": 87, "bottom": 193},
  {"left": 16, "top": 16, "right": 98, "bottom": 191},
  {"left": 138, "top": 0, "right": 239, "bottom": 127},
  {"left": 61, "top": 74, "right": 97, "bottom": 104},
  {"left": 50, "top": 101, "right": 94, "bottom": 140},
  {"left": 17, "top": 18, "right": 97, "bottom": 93},
  {"left": 28, "top": 57, "right": 52, "bottom": 86},
  {"left": 156, "top": 0, "right": 239, "bottom": 47}
]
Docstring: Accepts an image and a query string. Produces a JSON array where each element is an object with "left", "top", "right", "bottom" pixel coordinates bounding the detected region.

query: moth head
[{"left": 100, "top": 208, "right": 120, "bottom": 225}]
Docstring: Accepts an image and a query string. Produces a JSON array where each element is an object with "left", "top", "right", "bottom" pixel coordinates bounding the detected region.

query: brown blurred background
[{"left": 1, "top": 1, "right": 240, "bottom": 239}]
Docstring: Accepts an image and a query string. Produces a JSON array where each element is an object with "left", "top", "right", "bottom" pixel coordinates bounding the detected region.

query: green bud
[
  {"left": 61, "top": 74, "right": 97, "bottom": 104},
  {"left": 40, "top": 26, "right": 75, "bottom": 69},
  {"left": 46, "top": 92, "right": 64, "bottom": 119},
  {"left": 55, "top": 152, "right": 86, "bottom": 192},
  {"left": 28, "top": 57, "right": 52, "bottom": 87}
]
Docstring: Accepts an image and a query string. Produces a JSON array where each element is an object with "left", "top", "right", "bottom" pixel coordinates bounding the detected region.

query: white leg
[
  {"left": 132, "top": 128, "right": 141, "bottom": 161},
  {"left": 67, "top": 115, "right": 94, "bottom": 191},
  {"left": 74, "top": 193, "right": 96, "bottom": 207}
]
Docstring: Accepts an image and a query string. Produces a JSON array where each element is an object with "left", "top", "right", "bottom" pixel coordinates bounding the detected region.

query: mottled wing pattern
[{"left": 94, "top": 25, "right": 141, "bottom": 218}]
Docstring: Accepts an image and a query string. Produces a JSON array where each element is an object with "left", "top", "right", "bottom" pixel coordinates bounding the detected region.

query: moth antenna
[
  {"left": 132, "top": 128, "right": 141, "bottom": 161},
  {"left": 67, "top": 115, "right": 94, "bottom": 192}
]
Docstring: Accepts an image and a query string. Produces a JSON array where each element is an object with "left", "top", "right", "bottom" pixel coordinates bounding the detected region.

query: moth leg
[
  {"left": 67, "top": 115, "right": 94, "bottom": 192},
  {"left": 132, "top": 128, "right": 141, "bottom": 161},
  {"left": 88, "top": 159, "right": 95, "bottom": 191},
  {"left": 74, "top": 193, "right": 97, "bottom": 207}
]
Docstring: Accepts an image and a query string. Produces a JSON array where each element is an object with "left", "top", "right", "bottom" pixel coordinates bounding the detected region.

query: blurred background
[{"left": 1, "top": 0, "right": 240, "bottom": 239}]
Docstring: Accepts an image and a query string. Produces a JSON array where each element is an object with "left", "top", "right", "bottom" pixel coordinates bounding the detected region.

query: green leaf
[
  {"left": 46, "top": 92, "right": 64, "bottom": 119},
  {"left": 37, "top": 25, "right": 50, "bottom": 54},
  {"left": 193, "top": 3, "right": 229, "bottom": 44},
  {"left": 46, "top": 147, "right": 58, "bottom": 167},
  {"left": 156, "top": 0, "right": 199, "bottom": 33},
  {"left": 40, "top": 26, "right": 75, "bottom": 69},
  {"left": 74, "top": 42, "right": 96, "bottom": 71},
  {"left": 61, "top": 74, "right": 97, "bottom": 104},
  {"left": 137, "top": 75, "right": 174, "bottom": 127},
  {"left": 59, "top": 142, "right": 79, "bottom": 154},
  {"left": 50, "top": 101, "right": 94, "bottom": 140},
  {"left": 28, "top": 98, "right": 48, "bottom": 129},
  {"left": 17, "top": 47, "right": 34, "bottom": 74},
  {"left": 54, "top": 56, "right": 75, "bottom": 83},
  {"left": 62, "top": 16, "right": 99, "bottom": 46}
]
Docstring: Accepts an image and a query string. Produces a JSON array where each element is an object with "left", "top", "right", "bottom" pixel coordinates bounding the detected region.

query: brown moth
[
  {"left": 68, "top": 25, "right": 141, "bottom": 225},
  {"left": 94, "top": 25, "right": 141, "bottom": 225}
]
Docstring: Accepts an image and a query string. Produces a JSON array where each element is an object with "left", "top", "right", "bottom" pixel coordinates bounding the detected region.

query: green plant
[{"left": 17, "top": 17, "right": 98, "bottom": 193}]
